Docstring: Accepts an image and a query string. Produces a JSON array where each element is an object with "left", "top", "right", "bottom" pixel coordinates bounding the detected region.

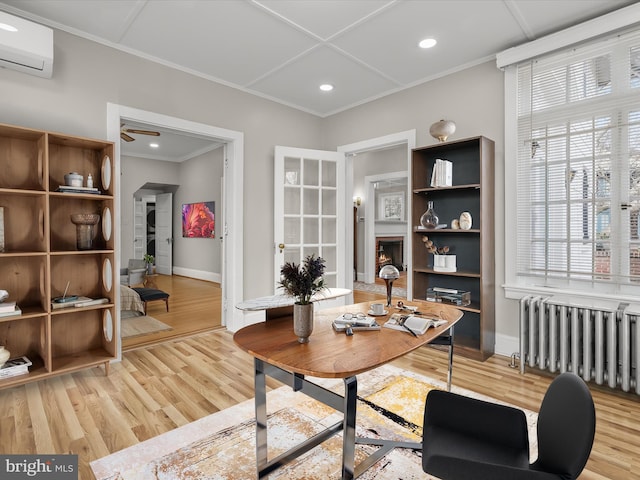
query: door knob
[{"left": 278, "top": 243, "right": 285, "bottom": 253}]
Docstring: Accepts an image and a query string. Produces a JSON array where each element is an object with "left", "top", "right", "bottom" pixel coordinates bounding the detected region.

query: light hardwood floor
[{"left": 0, "top": 280, "right": 638, "bottom": 479}]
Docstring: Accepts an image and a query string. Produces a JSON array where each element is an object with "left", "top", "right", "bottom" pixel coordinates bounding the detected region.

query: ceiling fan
[{"left": 120, "top": 124, "right": 161, "bottom": 142}]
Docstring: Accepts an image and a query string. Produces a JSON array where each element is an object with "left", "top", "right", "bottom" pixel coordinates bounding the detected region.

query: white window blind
[{"left": 516, "top": 28, "right": 640, "bottom": 295}]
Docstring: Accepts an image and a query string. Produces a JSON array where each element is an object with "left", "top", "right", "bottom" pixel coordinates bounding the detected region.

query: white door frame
[
  {"left": 107, "top": 104, "right": 244, "bottom": 358},
  {"left": 337, "top": 130, "right": 416, "bottom": 297},
  {"left": 363, "top": 171, "right": 409, "bottom": 284}
]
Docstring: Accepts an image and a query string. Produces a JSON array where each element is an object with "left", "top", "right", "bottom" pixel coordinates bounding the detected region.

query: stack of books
[
  {"left": 0, "top": 301, "right": 21, "bottom": 318},
  {"left": 430, "top": 158, "right": 453, "bottom": 187},
  {"left": 57, "top": 185, "right": 101, "bottom": 195},
  {"left": 0, "top": 356, "right": 32, "bottom": 380}
]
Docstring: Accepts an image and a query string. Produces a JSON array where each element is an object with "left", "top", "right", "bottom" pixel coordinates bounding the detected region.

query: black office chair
[{"left": 422, "top": 372, "right": 596, "bottom": 480}]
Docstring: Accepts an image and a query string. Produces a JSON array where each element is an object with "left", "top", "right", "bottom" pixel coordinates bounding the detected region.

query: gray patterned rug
[
  {"left": 353, "top": 281, "right": 407, "bottom": 298},
  {"left": 91, "top": 364, "right": 537, "bottom": 479}
]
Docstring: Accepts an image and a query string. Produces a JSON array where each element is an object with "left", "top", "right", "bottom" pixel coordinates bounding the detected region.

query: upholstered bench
[{"left": 132, "top": 288, "right": 169, "bottom": 314}]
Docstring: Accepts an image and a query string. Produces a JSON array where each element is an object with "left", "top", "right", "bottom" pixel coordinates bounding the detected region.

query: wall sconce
[{"left": 353, "top": 196, "right": 362, "bottom": 207}]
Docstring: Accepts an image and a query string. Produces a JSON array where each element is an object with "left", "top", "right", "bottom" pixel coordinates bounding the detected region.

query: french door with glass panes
[{"left": 274, "top": 146, "right": 346, "bottom": 292}]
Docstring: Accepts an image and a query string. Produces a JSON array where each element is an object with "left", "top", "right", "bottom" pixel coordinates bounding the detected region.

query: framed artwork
[
  {"left": 182, "top": 201, "right": 215, "bottom": 238},
  {"left": 377, "top": 192, "right": 404, "bottom": 221}
]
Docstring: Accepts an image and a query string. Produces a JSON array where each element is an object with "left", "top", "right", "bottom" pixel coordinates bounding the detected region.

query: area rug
[
  {"left": 121, "top": 315, "right": 172, "bottom": 339},
  {"left": 353, "top": 281, "right": 407, "bottom": 298},
  {"left": 91, "top": 365, "right": 537, "bottom": 479}
]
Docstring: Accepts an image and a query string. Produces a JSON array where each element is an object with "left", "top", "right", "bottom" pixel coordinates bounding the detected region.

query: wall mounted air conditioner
[{"left": 0, "top": 11, "right": 53, "bottom": 78}]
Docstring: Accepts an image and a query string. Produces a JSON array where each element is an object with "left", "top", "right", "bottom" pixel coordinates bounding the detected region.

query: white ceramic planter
[{"left": 433, "top": 254, "right": 456, "bottom": 272}]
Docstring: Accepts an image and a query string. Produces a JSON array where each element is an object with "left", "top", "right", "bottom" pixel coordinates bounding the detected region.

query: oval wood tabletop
[{"left": 233, "top": 300, "right": 462, "bottom": 378}]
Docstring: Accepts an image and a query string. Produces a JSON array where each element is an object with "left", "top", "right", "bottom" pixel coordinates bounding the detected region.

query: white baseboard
[
  {"left": 172, "top": 266, "right": 221, "bottom": 284},
  {"left": 495, "top": 333, "right": 519, "bottom": 358}
]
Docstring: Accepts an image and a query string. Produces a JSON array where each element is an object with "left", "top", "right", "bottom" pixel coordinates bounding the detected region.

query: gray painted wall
[
  {"left": 173, "top": 146, "right": 224, "bottom": 276},
  {"left": 0, "top": 29, "right": 323, "bottom": 301},
  {"left": 0, "top": 29, "right": 518, "bottom": 348}
]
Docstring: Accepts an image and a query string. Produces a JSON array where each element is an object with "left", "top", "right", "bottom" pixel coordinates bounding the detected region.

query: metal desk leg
[
  {"left": 447, "top": 326, "right": 454, "bottom": 392},
  {"left": 255, "top": 358, "right": 268, "bottom": 476},
  {"left": 342, "top": 376, "right": 357, "bottom": 479}
]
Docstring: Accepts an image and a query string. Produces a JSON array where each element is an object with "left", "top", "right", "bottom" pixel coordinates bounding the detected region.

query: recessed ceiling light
[
  {"left": 419, "top": 38, "right": 437, "bottom": 49},
  {"left": 149, "top": 143, "right": 159, "bottom": 148},
  {"left": 0, "top": 22, "right": 18, "bottom": 32},
  {"left": 319, "top": 83, "right": 334, "bottom": 92}
]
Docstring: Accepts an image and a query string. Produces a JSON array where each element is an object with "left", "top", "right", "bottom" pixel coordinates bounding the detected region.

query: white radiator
[{"left": 519, "top": 295, "right": 640, "bottom": 394}]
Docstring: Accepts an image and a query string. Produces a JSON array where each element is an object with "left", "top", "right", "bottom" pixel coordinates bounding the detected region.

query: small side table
[{"left": 144, "top": 273, "right": 159, "bottom": 289}]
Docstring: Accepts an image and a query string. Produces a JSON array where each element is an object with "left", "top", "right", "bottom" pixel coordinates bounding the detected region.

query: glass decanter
[{"left": 420, "top": 201, "right": 439, "bottom": 229}]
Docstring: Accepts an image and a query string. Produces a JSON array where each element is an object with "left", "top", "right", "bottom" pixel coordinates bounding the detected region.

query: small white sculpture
[
  {"left": 0, "top": 346, "right": 10, "bottom": 368},
  {"left": 451, "top": 219, "right": 460, "bottom": 229},
  {"left": 459, "top": 211, "right": 472, "bottom": 230}
]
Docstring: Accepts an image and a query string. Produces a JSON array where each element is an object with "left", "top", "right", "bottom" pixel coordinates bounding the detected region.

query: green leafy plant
[
  {"left": 278, "top": 254, "right": 326, "bottom": 305},
  {"left": 422, "top": 236, "right": 450, "bottom": 255},
  {"left": 143, "top": 254, "right": 155, "bottom": 265}
]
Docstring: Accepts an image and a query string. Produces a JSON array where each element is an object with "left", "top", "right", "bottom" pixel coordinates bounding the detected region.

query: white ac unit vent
[{"left": 0, "top": 11, "right": 53, "bottom": 78}]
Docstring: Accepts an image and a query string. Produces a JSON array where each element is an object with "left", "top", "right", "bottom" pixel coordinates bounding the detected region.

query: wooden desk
[{"left": 233, "top": 300, "right": 462, "bottom": 479}]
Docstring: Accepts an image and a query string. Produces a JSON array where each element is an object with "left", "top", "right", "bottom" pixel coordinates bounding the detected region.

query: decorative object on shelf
[
  {"left": 451, "top": 219, "right": 460, "bottom": 229},
  {"left": 64, "top": 172, "right": 83, "bottom": 187},
  {"left": 420, "top": 201, "right": 439, "bottom": 229},
  {"left": 422, "top": 236, "right": 449, "bottom": 255},
  {"left": 70, "top": 213, "right": 100, "bottom": 250},
  {"left": 143, "top": 254, "right": 155, "bottom": 275},
  {"left": 422, "top": 235, "right": 456, "bottom": 272},
  {"left": 0, "top": 290, "right": 8, "bottom": 302},
  {"left": 459, "top": 211, "right": 472, "bottom": 230},
  {"left": 433, "top": 254, "right": 457, "bottom": 272},
  {"left": 278, "top": 254, "right": 326, "bottom": 343},
  {"left": 379, "top": 264, "right": 400, "bottom": 307},
  {"left": 0, "top": 346, "right": 10, "bottom": 368},
  {"left": 429, "top": 119, "right": 456, "bottom": 142},
  {"left": 86, "top": 173, "right": 93, "bottom": 189}
]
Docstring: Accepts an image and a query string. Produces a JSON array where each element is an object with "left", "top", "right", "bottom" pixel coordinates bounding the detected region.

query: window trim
[{"left": 502, "top": 11, "right": 640, "bottom": 303}]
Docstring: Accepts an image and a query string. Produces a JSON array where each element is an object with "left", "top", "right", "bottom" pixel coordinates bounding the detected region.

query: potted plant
[
  {"left": 143, "top": 253, "right": 155, "bottom": 275},
  {"left": 278, "top": 254, "right": 326, "bottom": 343},
  {"left": 422, "top": 236, "right": 456, "bottom": 272}
]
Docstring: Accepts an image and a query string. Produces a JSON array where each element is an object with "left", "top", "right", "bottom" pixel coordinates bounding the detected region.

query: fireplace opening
[{"left": 376, "top": 237, "right": 404, "bottom": 273}]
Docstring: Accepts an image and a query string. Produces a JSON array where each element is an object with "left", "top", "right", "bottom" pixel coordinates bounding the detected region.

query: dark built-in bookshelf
[{"left": 411, "top": 136, "right": 495, "bottom": 360}]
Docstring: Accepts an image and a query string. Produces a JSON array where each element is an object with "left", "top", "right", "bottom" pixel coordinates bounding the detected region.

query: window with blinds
[{"left": 515, "top": 29, "right": 640, "bottom": 294}]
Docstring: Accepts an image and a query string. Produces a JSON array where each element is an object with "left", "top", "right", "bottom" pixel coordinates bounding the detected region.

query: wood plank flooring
[{"left": 0, "top": 280, "right": 638, "bottom": 479}]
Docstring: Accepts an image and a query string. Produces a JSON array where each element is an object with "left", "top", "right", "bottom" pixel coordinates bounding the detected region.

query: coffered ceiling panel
[{"left": 0, "top": 0, "right": 636, "bottom": 117}]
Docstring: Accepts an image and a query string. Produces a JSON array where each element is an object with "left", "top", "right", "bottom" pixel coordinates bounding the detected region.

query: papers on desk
[
  {"left": 383, "top": 313, "right": 447, "bottom": 335},
  {"left": 332, "top": 314, "right": 380, "bottom": 332}
]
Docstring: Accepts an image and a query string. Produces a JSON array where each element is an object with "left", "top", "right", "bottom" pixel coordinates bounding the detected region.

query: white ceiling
[{"left": 0, "top": 0, "right": 636, "bottom": 159}]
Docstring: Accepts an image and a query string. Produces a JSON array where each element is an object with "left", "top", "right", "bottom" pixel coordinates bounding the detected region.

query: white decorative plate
[
  {"left": 101, "top": 155, "right": 111, "bottom": 190},
  {"left": 102, "top": 206, "right": 112, "bottom": 241},
  {"left": 102, "top": 257, "right": 113, "bottom": 292}
]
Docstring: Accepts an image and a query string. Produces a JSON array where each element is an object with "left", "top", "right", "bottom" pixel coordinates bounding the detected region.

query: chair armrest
[{"left": 424, "top": 389, "right": 529, "bottom": 450}]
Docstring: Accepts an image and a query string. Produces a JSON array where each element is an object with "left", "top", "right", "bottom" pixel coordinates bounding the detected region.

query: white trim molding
[{"left": 497, "top": 3, "right": 640, "bottom": 68}]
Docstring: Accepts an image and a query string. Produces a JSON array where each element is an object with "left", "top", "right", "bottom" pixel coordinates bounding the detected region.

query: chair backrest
[
  {"left": 534, "top": 373, "right": 596, "bottom": 478},
  {"left": 128, "top": 259, "right": 146, "bottom": 271}
]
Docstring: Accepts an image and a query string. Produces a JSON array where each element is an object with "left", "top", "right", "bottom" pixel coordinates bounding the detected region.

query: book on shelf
[
  {"left": 51, "top": 296, "right": 94, "bottom": 309},
  {"left": 57, "top": 185, "right": 102, "bottom": 194},
  {"left": 383, "top": 313, "right": 447, "bottom": 335},
  {"left": 0, "top": 306, "right": 22, "bottom": 317},
  {"left": 430, "top": 158, "right": 453, "bottom": 187},
  {"left": 0, "top": 300, "right": 17, "bottom": 313},
  {"left": 0, "top": 356, "right": 32, "bottom": 379}
]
